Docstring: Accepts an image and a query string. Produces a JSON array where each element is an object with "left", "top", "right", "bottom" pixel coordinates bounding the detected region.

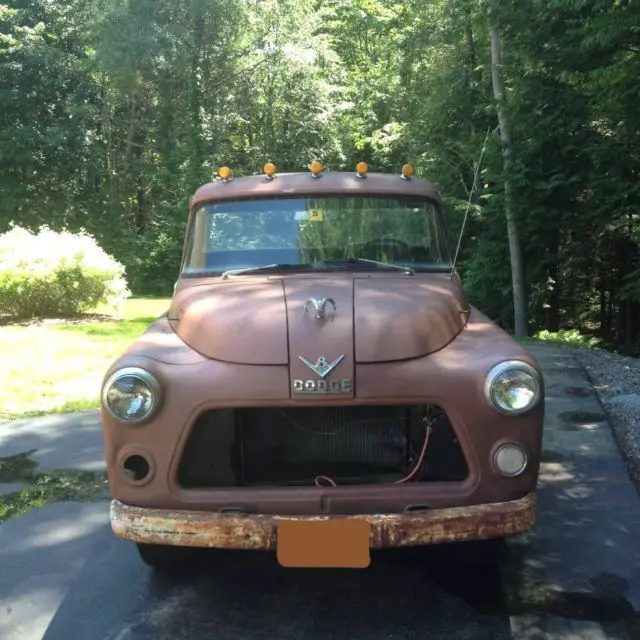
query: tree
[{"left": 487, "top": 0, "right": 527, "bottom": 337}]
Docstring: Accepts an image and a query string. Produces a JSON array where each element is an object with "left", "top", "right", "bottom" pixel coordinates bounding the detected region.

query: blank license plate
[{"left": 276, "top": 519, "right": 371, "bottom": 568}]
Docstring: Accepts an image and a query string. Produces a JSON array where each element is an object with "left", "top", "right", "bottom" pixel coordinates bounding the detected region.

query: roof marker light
[
  {"left": 218, "top": 166, "right": 232, "bottom": 182},
  {"left": 264, "top": 162, "right": 277, "bottom": 179},
  {"left": 401, "top": 163, "right": 414, "bottom": 180},
  {"left": 356, "top": 161, "right": 368, "bottom": 178},
  {"left": 309, "top": 160, "right": 324, "bottom": 178}
]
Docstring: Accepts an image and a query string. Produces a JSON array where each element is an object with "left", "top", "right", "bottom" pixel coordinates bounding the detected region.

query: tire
[
  {"left": 452, "top": 537, "right": 506, "bottom": 565},
  {"left": 136, "top": 542, "right": 196, "bottom": 571}
]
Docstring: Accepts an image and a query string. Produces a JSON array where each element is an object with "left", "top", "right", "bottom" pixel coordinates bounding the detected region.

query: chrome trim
[
  {"left": 483, "top": 360, "right": 542, "bottom": 416},
  {"left": 298, "top": 354, "right": 345, "bottom": 379},
  {"left": 101, "top": 367, "right": 162, "bottom": 424},
  {"left": 493, "top": 444, "right": 528, "bottom": 477},
  {"left": 292, "top": 378, "right": 352, "bottom": 394}
]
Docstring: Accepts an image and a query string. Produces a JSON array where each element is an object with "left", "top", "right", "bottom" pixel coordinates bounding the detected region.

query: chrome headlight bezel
[
  {"left": 101, "top": 366, "right": 162, "bottom": 424},
  {"left": 493, "top": 443, "right": 529, "bottom": 477},
  {"left": 483, "top": 360, "right": 542, "bottom": 416}
]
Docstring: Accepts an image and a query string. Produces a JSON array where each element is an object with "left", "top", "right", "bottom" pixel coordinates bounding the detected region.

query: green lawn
[{"left": 0, "top": 297, "right": 171, "bottom": 420}]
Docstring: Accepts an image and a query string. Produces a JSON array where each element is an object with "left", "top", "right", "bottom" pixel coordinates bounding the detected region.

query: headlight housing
[
  {"left": 483, "top": 360, "right": 542, "bottom": 415},
  {"left": 102, "top": 367, "right": 162, "bottom": 424}
]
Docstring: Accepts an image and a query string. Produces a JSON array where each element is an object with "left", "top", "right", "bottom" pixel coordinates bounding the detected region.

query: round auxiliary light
[
  {"left": 309, "top": 160, "right": 324, "bottom": 175},
  {"left": 356, "top": 161, "right": 368, "bottom": 177},
  {"left": 218, "top": 166, "right": 232, "bottom": 180},
  {"left": 102, "top": 367, "right": 162, "bottom": 424},
  {"left": 493, "top": 444, "right": 528, "bottom": 477},
  {"left": 264, "top": 162, "right": 277, "bottom": 178},
  {"left": 401, "top": 163, "right": 415, "bottom": 179},
  {"left": 483, "top": 360, "right": 542, "bottom": 415}
]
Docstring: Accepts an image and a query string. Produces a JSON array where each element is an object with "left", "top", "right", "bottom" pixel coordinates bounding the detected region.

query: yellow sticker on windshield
[{"left": 308, "top": 209, "right": 324, "bottom": 222}]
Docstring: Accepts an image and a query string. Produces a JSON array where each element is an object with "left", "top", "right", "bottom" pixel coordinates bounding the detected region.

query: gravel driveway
[{"left": 574, "top": 346, "right": 640, "bottom": 493}]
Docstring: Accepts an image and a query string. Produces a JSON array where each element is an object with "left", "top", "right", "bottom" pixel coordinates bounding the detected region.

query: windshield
[{"left": 181, "top": 195, "right": 452, "bottom": 276}]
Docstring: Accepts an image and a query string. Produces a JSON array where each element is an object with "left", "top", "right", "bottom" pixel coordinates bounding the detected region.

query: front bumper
[{"left": 110, "top": 491, "right": 536, "bottom": 550}]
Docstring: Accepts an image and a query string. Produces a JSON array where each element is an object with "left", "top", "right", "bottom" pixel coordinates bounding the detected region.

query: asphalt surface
[{"left": 1, "top": 344, "right": 639, "bottom": 640}]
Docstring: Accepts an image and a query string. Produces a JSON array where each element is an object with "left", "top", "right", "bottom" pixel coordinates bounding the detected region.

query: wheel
[{"left": 136, "top": 542, "right": 196, "bottom": 571}]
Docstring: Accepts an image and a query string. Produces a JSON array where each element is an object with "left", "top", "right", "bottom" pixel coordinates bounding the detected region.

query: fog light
[{"left": 493, "top": 444, "right": 528, "bottom": 477}]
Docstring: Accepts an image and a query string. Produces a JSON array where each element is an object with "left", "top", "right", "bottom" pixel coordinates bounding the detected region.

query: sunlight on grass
[
  {"left": 0, "top": 297, "right": 171, "bottom": 420},
  {"left": 517, "top": 329, "right": 603, "bottom": 350}
]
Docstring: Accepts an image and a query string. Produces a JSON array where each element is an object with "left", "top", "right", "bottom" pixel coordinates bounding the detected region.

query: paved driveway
[{"left": 1, "top": 345, "right": 639, "bottom": 640}]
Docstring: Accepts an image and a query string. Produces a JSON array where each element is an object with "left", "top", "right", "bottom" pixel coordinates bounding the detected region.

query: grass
[
  {"left": 516, "top": 328, "right": 604, "bottom": 350},
  {"left": 0, "top": 297, "right": 171, "bottom": 420},
  {"left": 0, "top": 451, "right": 108, "bottom": 523}
]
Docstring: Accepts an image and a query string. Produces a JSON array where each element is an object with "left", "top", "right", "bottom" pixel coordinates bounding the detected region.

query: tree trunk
[{"left": 487, "top": 0, "right": 528, "bottom": 337}]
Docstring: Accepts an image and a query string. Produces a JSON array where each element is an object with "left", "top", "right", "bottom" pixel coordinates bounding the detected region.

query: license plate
[{"left": 276, "top": 519, "right": 371, "bottom": 568}]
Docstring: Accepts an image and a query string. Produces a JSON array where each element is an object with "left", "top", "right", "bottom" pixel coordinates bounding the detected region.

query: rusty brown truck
[{"left": 100, "top": 161, "right": 544, "bottom": 570}]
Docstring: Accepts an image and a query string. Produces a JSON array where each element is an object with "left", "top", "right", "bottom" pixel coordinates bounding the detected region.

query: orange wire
[
  {"left": 393, "top": 425, "right": 432, "bottom": 484},
  {"left": 313, "top": 425, "right": 433, "bottom": 488}
]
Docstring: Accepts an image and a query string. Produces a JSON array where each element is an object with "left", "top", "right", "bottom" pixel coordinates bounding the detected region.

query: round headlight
[
  {"left": 483, "top": 360, "right": 542, "bottom": 415},
  {"left": 102, "top": 367, "right": 161, "bottom": 424}
]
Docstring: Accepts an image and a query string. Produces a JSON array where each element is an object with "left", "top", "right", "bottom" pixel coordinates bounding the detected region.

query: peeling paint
[{"left": 110, "top": 492, "right": 537, "bottom": 550}]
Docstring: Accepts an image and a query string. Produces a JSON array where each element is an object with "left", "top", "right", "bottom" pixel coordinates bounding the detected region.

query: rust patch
[{"left": 110, "top": 492, "right": 537, "bottom": 550}]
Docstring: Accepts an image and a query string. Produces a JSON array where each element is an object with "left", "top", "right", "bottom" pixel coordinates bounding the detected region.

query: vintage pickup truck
[{"left": 100, "top": 161, "right": 544, "bottom": 570}]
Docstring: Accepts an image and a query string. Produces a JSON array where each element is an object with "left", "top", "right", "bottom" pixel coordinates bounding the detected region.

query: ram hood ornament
[{"left": 304, "top": 297, "right": 337, "bottom": 320}]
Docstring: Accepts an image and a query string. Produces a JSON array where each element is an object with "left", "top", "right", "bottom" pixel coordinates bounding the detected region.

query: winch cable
[{"left": 313, "top": 422, "right": 434, "bottom": 488}]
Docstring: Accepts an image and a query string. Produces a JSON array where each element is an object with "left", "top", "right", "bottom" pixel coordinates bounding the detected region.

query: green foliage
[
  {"left": 0, "top": 297, "right": 170, "bottom": 420},
  {"left": 0, "top": 450, "right": 108, "bottom": 524},
  {"left": 619, "top": 269, "right": 640, "bottom": 302},
  {"left": 0, "top": 0, "right": 639, "bottom": 350},
  {"left": 532, "top": 329, "right": 602, "bottom": 349},
  {"left": 0, "top": 226, "right": 130, "bottom": 319}
]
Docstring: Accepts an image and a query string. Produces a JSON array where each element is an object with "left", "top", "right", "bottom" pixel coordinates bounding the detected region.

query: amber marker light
[
  {"left": 356, "top": 161, "right": 368, "bottom": 178},
  {"left": 401, "top": 163, "right": 414, "bottom": 180},
  {"left": 264, "top": 162, "right": 277, "bottom": 179},
  {"left": 309, "top": 160, "right": 324, "bottom": 177},
  {"left": 218, "top": 166, "right": 232, "bottom": 181}
]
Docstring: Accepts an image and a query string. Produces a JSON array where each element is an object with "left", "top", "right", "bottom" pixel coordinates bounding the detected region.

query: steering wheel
[
  {"left": 362, "top": 237, "right": 410, "bottom": 257},
  {"left": 363, "top": 237, "right": 409, "bottom": 250}
]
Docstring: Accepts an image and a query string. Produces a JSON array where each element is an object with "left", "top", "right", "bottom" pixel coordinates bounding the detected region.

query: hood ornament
[
  {"left": 304, "top": 297, "right": 336, "bottom": 320},
  {"left": 299, "top": 355, "right": 345, "bottom": 379}
]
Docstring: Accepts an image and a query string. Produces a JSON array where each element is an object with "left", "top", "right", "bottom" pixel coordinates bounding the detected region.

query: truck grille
[{"left": 176, "top": 404, "right": 469, "bottom": 488}]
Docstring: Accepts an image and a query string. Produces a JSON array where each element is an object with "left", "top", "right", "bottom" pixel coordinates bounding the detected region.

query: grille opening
[{"left": 176, "top": 405, "right": 469, "bottom": 489}]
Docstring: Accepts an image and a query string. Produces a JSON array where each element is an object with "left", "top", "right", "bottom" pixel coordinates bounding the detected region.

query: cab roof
[{"left": 190, "top": 171, "right": 443, "bottom": 211}]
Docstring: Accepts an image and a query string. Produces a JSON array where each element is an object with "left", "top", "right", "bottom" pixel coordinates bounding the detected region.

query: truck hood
[{"left": 168, "top": 275, "right": 469, "bottom": 366}]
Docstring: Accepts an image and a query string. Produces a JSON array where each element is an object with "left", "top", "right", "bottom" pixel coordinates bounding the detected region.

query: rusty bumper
[{"left": 110, "top": 492, "right": 536, "bottom": 549}]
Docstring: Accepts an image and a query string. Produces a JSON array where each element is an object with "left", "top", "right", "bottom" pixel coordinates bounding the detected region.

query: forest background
[{"left": 2, "top": 0, "right": 639, "bottom": 353}]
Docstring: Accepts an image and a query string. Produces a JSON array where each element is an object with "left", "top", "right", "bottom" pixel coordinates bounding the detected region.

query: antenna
[{"left": 449, "top": 126, "right": 492, "bottom": 279}]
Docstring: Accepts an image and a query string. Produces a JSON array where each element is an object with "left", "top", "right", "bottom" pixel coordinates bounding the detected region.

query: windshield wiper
[
  {"left": 221, "top": 258, "right": 415, "bottom": 279},
  {"left": 221, "top": 263, "right": 313, "bottom": 279},
  {"left": 327, "top": 258, "right": 415, "bottom": 275}
]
